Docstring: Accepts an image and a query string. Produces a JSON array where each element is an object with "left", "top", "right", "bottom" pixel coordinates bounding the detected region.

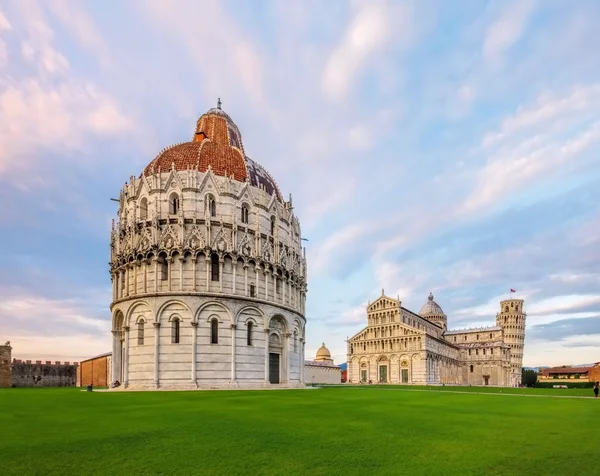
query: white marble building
[
  {"left": 347, "top": 292, "right": 525, "bottom": 387},
  {"left": 304, "top": 343, "right": 342, "bottom": 385},
  {"left": 110, "top": 102, "right": 307, "bottom": 390}
]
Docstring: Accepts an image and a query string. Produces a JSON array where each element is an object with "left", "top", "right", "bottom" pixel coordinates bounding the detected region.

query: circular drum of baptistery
[{"left": 109, "top": 103, "right": 308, "bottom": 390}]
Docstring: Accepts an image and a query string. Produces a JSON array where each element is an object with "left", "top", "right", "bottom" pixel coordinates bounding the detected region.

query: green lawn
[{"left": 1, "top": 386, "right": 598, "bottom": 476}]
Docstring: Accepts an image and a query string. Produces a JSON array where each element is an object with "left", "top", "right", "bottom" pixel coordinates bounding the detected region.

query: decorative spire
[
  {"left": 428, "top": 292, "right": 434, "bottom": 301},
  {"left": 217, "top": 97, "right": 222, "bottom": 109}
]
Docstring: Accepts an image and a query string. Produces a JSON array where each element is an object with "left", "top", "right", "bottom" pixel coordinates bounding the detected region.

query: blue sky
[{"left": 1, "top": 0, "right": 599, "bottom": 366}]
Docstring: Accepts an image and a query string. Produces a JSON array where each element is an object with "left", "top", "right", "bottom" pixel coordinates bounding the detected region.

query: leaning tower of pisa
[{"left": 496, "top": 299, "right": 526, "bottom": 386}]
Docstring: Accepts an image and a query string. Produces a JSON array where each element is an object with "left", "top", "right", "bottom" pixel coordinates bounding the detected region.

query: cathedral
[
  {"left": 109, "top": 102, "right": 307, "bottom": 390},
  {"left": 346, "top": 292, "right": 526, "bottom": 387}
]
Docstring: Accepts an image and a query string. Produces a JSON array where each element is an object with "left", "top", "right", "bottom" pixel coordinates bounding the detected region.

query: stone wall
[
  {"left": 0, "top": 342, "right": 11, "bottom": 388},
  {"left": 11, "top": 360, "right": 78, "bottom": 387},
  {"left": 304, "top": 363, "right": 341, "bottom": 384}
]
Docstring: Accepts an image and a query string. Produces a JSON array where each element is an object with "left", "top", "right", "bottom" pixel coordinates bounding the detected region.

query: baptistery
[{"left": 109, "top": 102, "right": 307, "bottom": 389}]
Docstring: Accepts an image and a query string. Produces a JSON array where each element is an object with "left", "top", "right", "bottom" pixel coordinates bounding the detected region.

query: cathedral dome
[
  {"left": 142, "top": 101, "right": 282, "bottom": 200},
  {"left": 420, "top": 293, "right": 445, "bottom": 317},
  {"left": 419, "top": 293, "right": 447, "bottom": 330},
  {"left": 315, "top": 343, "right": 332, "bottom": 362}
]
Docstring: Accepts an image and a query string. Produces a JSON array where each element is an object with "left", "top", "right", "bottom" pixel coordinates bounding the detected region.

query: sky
[{"left": 1, "top": 0, "right": 599, "bottom": 367}]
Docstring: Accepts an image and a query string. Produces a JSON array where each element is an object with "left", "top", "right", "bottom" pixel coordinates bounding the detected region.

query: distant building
[
  {"left": 539, "top": 364, "right": 600, "bottom": 383},
  {"left": 347, "top": 291, "right": 526, "bottom": 386},
  {"left": 77, "top": 352, "right": 112, "bottom": 387},
  {"left": 304, "top": 344, "right": 341, "bottom": 385}
]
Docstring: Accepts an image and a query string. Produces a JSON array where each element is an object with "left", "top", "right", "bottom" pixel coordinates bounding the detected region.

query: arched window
[
  {"left": 476, "top": 349, "right": 479, "bottom": 355},
  {"left": 208, "top": 196, "right": 216, "bottom": 217},
  {"left": 211, "top": 254, "right": 219, "bottom": 281},
  {"left": 211, "top": 318, "right": 219, "bottom": 344},
  {"left": 276, "top": 278, "right": 281, "bottom": 294},
  {"left": 159, "top": 256, "right": 168, "bottom": 280},
  {"left": 247, "top": 321, "right": 253, "bottom": 346},
  {"left": 171, "top": 318, "right": 180, "bottom": 344},
  {"left": 140, "top": 198, "right": 148, "bottom": 220},
  {"left": 470, "top": 365, "right": 474, "bottom": 373},
  {"left": 137, "top": 320, "right": 144, "bottom": 345},
  {"left": 241, "top": 205, "right": 249, "bottom": 224},
  {"left": 476, "top": 334, "right": 479, "bottom": 340},
  {"left": 490, "top": 333, "right": 493, "bottom": 339},
  {"left": 491, "top": 348, "right": 494, "bottom": 355},
  {"left": 270, "top": 216, "right": 275, "bottom": 235},
  {"left": 293, "top": 330, "right": 298, "bottom": 352},
  {"left": 169, "top": 193, "right": 179, "bottom": 215},
  {"left": 468, "top": 349, "right": 471, "bottom": 356},
  {"left": 249, "top": 283, "right": 255, "bottom": 297}
]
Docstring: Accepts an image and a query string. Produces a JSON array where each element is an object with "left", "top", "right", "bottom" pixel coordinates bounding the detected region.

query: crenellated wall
[{"left": 11, "top": 360, "right": 78, "bottom": 387}]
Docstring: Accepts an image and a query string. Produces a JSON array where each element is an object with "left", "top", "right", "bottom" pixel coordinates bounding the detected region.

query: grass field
[{"left": 1, "top": 386, "right": 598, "bottom": 476}]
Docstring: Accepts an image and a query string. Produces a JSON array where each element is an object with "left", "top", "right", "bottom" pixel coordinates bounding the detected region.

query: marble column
[
  {"left": 111, "top": 330, "right": 119, "bottom": 385},
  {"left": 153, "top": 258, "right": 158, "bottom": 293},
  {"left": 190, "top": 322, "right": 198, "bottom": 385},
  {"left": 219, "top": 260, "right": 224, "bottom": 292},
  {"left": 264, "top": 269, "right": 269, "bottom": 300},
  {"left": 191, "top": 257, "right": 197, "bottom": 290},
  {"left": 300, "top": 338, "right": 305, "bottom": 384},
  {"left": 232, "top": 261, "right": 237, "bottom": 294},
  {"left": 264, "top": 328, "right": 270, "bottom": 383},
  {"left": 179, "top": 256, "right": 185, "bottom": 291},
  {"left": 133, "top": 264, "right": 138, "bottom": 295},
  {"left": 205, "top": 256, "right": 210, "bottom": 292},
  {"left": 123, "top": 327, "right": 130, "bottom": 387},
  {"left": 167, "top": 257, "right": 173, "bottom": 292},
  {"left": 230, "top": 324, "right": 237, "bottom": 382},
  {"left": 284, "top": 333, "right": 291, "bottom": 383},
  {"left": 143, "top": 260, "right": 148, "bottom": 293},
  {"left": 153, "top": 322, "right": 161, "bottom": 387}
]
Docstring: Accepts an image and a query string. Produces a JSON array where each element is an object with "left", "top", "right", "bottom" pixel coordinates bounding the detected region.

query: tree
[{"left": 521, "top": 368, "right": 538, "bottom": 387}]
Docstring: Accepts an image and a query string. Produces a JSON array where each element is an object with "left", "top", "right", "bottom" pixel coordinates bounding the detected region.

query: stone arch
[
  {"left": 155, "top": 299, "right": 192, "bottom": 324},
  {"left": 112, "top": 309, "right": 125, "bottom": 331},
  {"left": 194, "top": 301, "right": 232, "bottom": 324},
  {"left": 124, "top": 300, "right": 152, "bottom": 326},
  {"left": 236, "top": 305, "right": 265, "bottom": 327},
  {"left": 268, "top": 314, "right": 288, "bottom": 335}
]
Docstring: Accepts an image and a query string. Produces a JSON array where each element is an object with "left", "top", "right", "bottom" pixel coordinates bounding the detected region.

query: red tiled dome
[{"left": 142, "top": 104, "right": 282, "bottom": 200}]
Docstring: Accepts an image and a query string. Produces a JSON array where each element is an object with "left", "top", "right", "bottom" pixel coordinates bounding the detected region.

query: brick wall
[
  {"left": 0, "top": 343, "right": 11, "bottom": 388},
  {"left": 11, "top": 361, "right": 78, "bottom": 387}
]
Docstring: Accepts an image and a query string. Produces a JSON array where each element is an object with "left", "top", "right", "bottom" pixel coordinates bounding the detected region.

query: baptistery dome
[
  {"left": 419, "top": 293, "right": 447, "bottom": 330},
  {"left": 109, "top": 102, "right": 307, "bottom": 390}
]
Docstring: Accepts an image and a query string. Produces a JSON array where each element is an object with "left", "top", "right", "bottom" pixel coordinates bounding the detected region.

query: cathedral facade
[
  {"left": 346, "top": 292, "right": 526, "bottom": 387},
  {"left": 109, "top": 103, "right": 307, "bottom": 390}
]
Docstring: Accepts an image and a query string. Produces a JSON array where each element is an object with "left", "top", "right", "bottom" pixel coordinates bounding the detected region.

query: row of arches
[
  {"left": 138, "top": 193, "right": 280, "bottom": 231},
  {"left": 112, "top": 254, "right": 306, "bottom": 314},
  {"left": 112, "top": 300, "right": 305, "bottom": 388}
]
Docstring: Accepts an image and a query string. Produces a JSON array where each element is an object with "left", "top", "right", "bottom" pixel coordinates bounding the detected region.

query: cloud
[
  {"left": 482, "top": 0, "right": 537, "bottom": 67},
  {"left": 322, "top": 1, "right": 411, "bottom": 101},
  {"left": 459, "top": 85, "right": 600, "bottom": 216},
  {"left": 0, "top": 285, "right": 111, "bottom": 361},
  {"left": 528, "top": 316, "right": 600, "bottom": 343},
  {"left": 44, "top": 0, "right": 110, "bottom": 68},
  {"left": 0, "top": 79, "right": 134, "bottom": 178}
]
